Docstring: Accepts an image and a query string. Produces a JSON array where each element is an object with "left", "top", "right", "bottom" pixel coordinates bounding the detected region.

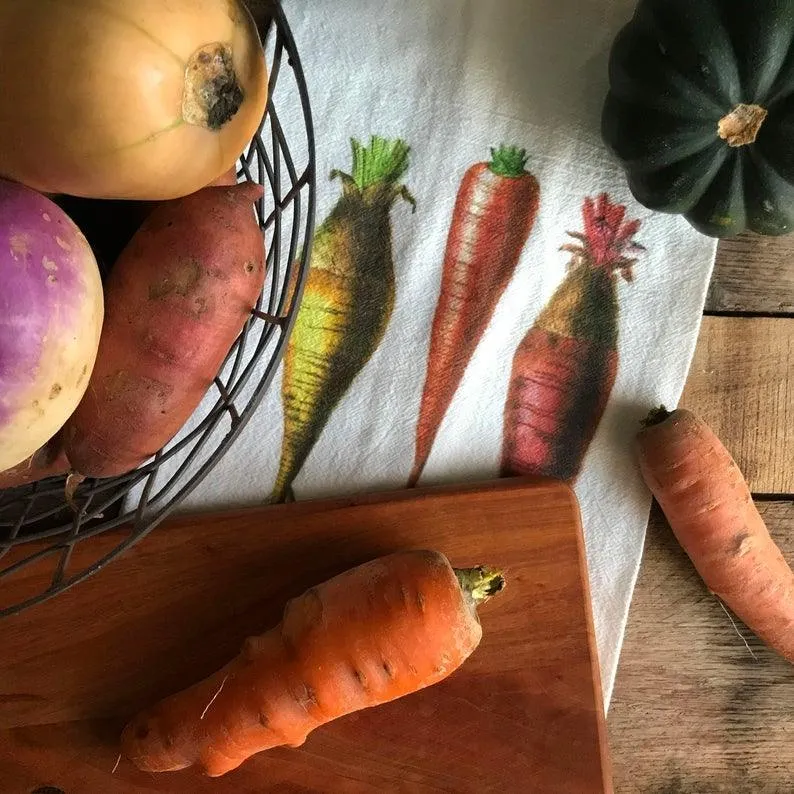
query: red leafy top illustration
[{"left": 561, "top": 193, "right": 645, "bottom": 282}]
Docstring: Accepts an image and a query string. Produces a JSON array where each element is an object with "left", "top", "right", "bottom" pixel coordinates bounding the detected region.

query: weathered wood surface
[
  {"left": 610, "top": 502, "right": 794, "bottom": 794},
  {"left": 707, "top": 234, "right": 794, "bottom": 314},
  {"left": 680, "top": 316, "right": 794, "bottom": 495},
  {"left": 614, "top": 230, "right": 794, "bottom": 794}
]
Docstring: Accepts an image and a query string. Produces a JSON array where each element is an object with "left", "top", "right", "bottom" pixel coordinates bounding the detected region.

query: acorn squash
[{"left": 602, "top": 0, "right": 794, "bottom": 238}]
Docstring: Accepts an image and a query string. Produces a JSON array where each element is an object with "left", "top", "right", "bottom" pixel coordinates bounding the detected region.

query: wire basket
[{"left": 0, "top": 1, "right": 316, "bottom": 617}]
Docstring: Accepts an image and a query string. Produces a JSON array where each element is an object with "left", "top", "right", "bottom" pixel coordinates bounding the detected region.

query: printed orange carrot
[
  {"left": 637, "top": 407, "right": 794, "bottom": 663},
  {"left": 408, "top": 146, "right": 539, "bottom": 486},
  {"left": 501, "top": 193, "right": 643, "bottom": 481},
  {"left": 121, "top": 550, "right": 504, "bottom": 777}
]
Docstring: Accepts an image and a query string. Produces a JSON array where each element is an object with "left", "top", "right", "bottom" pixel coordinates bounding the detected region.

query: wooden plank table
[{"left": 609, "top": 236, "right": 794, "bottom": 793}]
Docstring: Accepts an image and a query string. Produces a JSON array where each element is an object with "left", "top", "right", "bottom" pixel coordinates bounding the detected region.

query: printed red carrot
[
  {"left": 408, "top": 146, "right": 540, "bottom": 486},
  {"left": 501, "top": 193, "right": 643, "bottom": 481}
]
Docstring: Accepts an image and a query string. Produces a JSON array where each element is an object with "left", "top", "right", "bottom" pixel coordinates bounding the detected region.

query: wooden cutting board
[{"left": 0, "top": 478, "right": 611, "bottom": 793}]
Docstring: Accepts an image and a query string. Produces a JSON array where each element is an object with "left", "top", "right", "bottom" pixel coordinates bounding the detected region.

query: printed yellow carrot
[{"left": 271, "top": 137, "right": 415, "bottom": 502}]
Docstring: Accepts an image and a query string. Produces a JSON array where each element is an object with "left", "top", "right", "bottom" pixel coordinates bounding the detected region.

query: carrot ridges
[
  {"left": 636, "top": 409, "right": 794, "bottom": 665},
  {"left": 121, "top": 551, "right": 504, "bottom": 776}
]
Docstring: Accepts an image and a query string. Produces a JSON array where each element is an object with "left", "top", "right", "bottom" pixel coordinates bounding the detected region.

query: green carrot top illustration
[
  {"left": 488, "top": 144, "right": 530, "bottom": 178},
  {"left": 332, "top": 136, "right": 416, "bottom": 210}
]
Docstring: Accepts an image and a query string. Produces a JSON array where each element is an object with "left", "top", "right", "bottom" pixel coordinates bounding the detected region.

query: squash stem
[{"left": 718, "top": 104, "right": 767, "bottom": 147}]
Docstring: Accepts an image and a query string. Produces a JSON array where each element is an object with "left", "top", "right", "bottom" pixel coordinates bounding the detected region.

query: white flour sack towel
[{"left": 153, "top": 0, "right": 718, "bottom": 701}]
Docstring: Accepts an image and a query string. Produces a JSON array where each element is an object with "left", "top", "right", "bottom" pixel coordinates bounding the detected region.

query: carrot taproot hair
[
  {"left": 121, "top": 550, "right": 504, "bottom": 777},
  {"left": 637, "top": 407, "right": 794, "bottom": 663},
  {"left": 408, "top": 146, "right": 540, "bottom": 486}
]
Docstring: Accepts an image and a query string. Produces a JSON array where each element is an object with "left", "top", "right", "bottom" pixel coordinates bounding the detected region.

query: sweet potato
[{"left": 64, "top": 183, "right": 266, "bottom": 478}]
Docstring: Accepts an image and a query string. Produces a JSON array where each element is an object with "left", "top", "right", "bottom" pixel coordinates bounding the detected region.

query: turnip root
[{"left": 0, "top": 179, "right": 103, "bottom": 471}]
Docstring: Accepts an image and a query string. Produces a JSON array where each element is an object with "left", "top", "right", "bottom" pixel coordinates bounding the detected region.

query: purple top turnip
[{"left": 0, "top": 179, "right": 103, "bottom": 472}]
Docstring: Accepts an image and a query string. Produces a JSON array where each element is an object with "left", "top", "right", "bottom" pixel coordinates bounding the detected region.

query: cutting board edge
[{"left": 568, "top": 490, "right": 614, "bottom": 793}]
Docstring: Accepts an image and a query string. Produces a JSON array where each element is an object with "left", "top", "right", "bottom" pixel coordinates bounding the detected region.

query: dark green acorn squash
[{"left": 602, "top": 0, "right": 794, "bottom": 238}]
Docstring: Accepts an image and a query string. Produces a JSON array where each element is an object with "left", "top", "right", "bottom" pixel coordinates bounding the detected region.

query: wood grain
[
  {"left": 609, "top": 501, "right": 794, "bottom": 794},
  {"left": 0, "top": 479, "right": 611, "bottom": 794},
  {"left": 680, "top": 316, "right": 794, "bottom": 494},
  {"left": 708, "top": 235, "right": 794, "bottom": 314}
]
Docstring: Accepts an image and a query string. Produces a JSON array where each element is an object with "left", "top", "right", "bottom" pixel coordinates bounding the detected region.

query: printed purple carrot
[{"left": 501, "top": 193, "right": 643, "bottom": 480}]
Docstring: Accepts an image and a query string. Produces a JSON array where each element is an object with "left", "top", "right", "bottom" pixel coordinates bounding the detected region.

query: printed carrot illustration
[
  {"left": 408, "top": 146, "right": 540, "bottom": 486},
  {"left": 271, "top": 137, "right": 415, "bottom": 503},
  {"left": 501, "top": 193, "right": 643, "bottom": 481}
]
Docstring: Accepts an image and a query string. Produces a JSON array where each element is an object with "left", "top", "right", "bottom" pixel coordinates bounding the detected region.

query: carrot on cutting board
[
  {"left": 637, "top": 407, "right": 794, "bottom": 663},
  {"left": 408, "top": 146, "right": 540, "bottom": 487},
  {"left": 121, "top": 550, "right": 504, "bottom": 777}
]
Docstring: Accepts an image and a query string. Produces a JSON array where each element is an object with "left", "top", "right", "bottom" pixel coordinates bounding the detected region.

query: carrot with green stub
[
  {"left": 408, "top": 146, "right": 540, "bottom": 486},
  {"left": 637, "top": 407, "right": 794, "bottom": 663},
  {"left": 271, "top": 137, "right": 415, "bottom": 503},
  {"left": 121, "top": 550, "right": 504, "bottom": 777}
]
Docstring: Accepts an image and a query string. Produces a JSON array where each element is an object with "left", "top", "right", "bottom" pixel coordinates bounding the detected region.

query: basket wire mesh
[{"left": 0, "top": 1, "right": 316, "bottom": 617}]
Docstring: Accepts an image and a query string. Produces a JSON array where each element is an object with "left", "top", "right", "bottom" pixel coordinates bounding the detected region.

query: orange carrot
[
  {"left": 121, "top": 551, "right": 503, "bottom": 777},
  {"left": 637, "top": 407, "right": 794, "bottom": 663}
]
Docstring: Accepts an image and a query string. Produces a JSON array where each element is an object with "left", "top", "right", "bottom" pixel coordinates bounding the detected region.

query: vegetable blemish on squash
[
  {"left": 9, "top": 233, "right": 30, "bottom": 261},
  {"left": 183, "top": 44, "right": 244, "bottom": 131}
]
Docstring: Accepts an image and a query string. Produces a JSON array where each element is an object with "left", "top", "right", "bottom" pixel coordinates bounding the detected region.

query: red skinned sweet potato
[{"left": 64, "top": 183, "right": 266, "bottom": 478}]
